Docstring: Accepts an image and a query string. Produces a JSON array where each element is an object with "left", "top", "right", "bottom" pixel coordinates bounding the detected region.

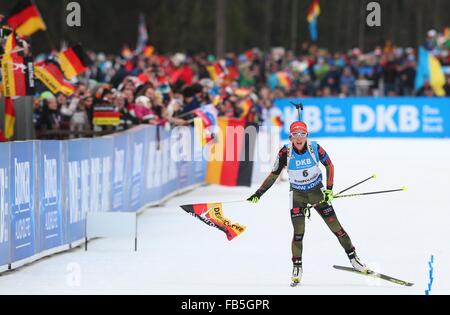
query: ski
[
  {"left": 290, "top": 279, "right": 300, "bottom": 287},
  {"left": 333, "top": 265, "right": 414, "bottom": 287}
]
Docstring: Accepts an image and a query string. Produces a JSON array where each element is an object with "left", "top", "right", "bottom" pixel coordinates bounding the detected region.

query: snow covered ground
[{"left": 0, "top": 138, "right": 448, "bottom": 295}]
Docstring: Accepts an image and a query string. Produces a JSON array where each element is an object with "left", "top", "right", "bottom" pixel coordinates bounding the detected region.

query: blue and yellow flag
[{"left": 415, "top": 46, "right": 445, "bottom": 96}]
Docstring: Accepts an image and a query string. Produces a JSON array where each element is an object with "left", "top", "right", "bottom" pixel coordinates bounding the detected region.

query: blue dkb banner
[
  {"left": 160, "top": 127, "right": 177, "bottom": 198},
  {"left": 112, "top": 133, "right": 129, "bottom": 212},
  {"left": 38, "top": 141, "right": 63, "bottom": 251},
  {"left": 144, "top": 126, "right": 161, "bottom": 205},
  {"left": 90, "top": 137, "right": 114, "bottom": 213},
  {"left": 126, "top": 126, "right": 147, "bottom": 212},
  {"left": 0, "top": 125, "right": 207, "bottom": 270},
  {"left": 275, "top": 97, "right": 450, "bottom": 141},
  {"left": 64, "top": 139, "right": 91, "bottom": 243},
  {"left": 193, "top": 132, "right": 206, "bottom": 185},
  {"left": 0, "top": 143, "right": 11, "bottom": 266},
  {"left": 172, "top": 126, "right": 191, "bottom": 190},
  {"left": 10, "top": 141, "right": 36, "bottom": 262}
]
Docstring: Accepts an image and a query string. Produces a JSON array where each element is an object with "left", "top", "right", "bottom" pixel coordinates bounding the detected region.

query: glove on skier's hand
[
  {"left": 322, "top": 189, "right": 334, "bottom": 203},
  {"left": 247, "top": 194, "right": 260, "bottom": 204}
]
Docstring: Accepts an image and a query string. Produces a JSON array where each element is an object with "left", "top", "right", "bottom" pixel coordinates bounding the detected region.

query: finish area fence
[{"left": 0, "top": 125, "right": 206, "bottom": 271}]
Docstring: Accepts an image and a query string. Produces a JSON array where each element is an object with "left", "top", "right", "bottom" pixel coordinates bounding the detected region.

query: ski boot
[
  {"left": 347, "top": 250, "right": 369, "bottom": 274},
  {"left": 290, "top": 259, "right": 303, "bottom": 287}
]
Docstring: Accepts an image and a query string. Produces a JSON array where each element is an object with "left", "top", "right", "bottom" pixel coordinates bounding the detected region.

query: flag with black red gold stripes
[
  {"left": 4, "top": 97, "right": 16, "bottom": 140},
  {"left": 58, "top": 44, "right": 89, "bottom": 79},
  {"left": 1, "top": 33, "right": 35, "bottom": 97},
  {"left": 205, "top": 117, "right": 257, "bottom": 187},
  {"left": 93, "top": 104, "right": 120, "bottom": 126},
  {"left": 6, "top": 0, "right": 47, "bottom": 36},
  {"left": 34, "top": 60, "right": 75, "bottom": 96},
  {"left": 180, "top": 203, "right": 246, "bottom": 241}
]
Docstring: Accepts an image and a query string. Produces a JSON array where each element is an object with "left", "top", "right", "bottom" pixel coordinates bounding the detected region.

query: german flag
[
  {"left": 58, "top": 44, "right": 89, "bottom": 79},
  {"left": 207, "top": 61, "right": 227, "bottom": 82},
  {"left": 93, "top": 105, "right": 120, "bottom": 126},
  {"left": 1, "top": 33, "right": 35, "bottom": 97},
  {"left": 4, "top": 97, "right": 16, "bottom": 140},
  {"left": 0, "top": 27, "right": 13, "bottom": 56},
  {"left": 239, "top": 99, "right": 253, "bottom": 119},
  {"left": 180, "top": 202, "right": 246, "bottom": 241},
  {"left": 205, "top": 117, "right": 257, "bottom": 187},
  {"left": 60, "top": 80, "right": 76, "bottom": 96},
  {"left": 272, "top": 116, "right": 283, "bottom": 127},
  {"left": 276, "top": 71, "right": 292, "bottom": 90},
  {"left": 3, "top": 32, "right": 17, "bottom": 55},
  {"left": 34, "top": 60, "right": 75, "bottom": 96},
  {"left": 6, "top": 0, "right": 46, "bottom": 36}
]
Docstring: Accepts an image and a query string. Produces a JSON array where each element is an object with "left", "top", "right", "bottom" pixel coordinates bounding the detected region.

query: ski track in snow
[{"left": 0, "top": 138, "right": 449, "bottom": 295}]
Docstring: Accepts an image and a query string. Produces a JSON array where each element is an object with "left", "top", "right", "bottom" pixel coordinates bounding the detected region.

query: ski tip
[
  {"left": 372, "top": 173, "right": 377, "bottom": 179},
  {"left": 402, "top": 186, "right": 407, "bottom": 191}
]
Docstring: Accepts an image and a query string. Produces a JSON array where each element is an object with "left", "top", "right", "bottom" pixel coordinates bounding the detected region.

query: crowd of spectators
[{"left": 5, "top": 27, "right": 450, "bottom": 138}]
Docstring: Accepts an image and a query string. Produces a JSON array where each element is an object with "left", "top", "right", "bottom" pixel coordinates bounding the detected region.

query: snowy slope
[{"left": 0, "top": 138, "right": 448, "bottom": 295}]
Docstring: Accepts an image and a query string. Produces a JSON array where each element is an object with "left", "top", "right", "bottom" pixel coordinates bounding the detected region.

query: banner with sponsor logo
[
  {"left": 90, "top": 137, "right": 113, "bottom": 213},
  {"left": 193, "top": 127, "right": 206, "bottom": 186},
  {"left": 274, "top": 97, "right": 450, "bottom": 140},
  {"left": 157, "top": 128, "right": 169, "bottom": 199},
  {"left": 64, "top": 139, "right": 91, "bottom": 243},
  {"left": 10, "top": 141, "right": 36, "bottom": 262},
  {"left": 144, "top": 126, "right": 161, "bottom": 205},
  {"left": 1, "top": 125, "right": 207, "bottom": 270},
  {"left": 112, "top": 133, "right": 129, "bottom": 212},
  {"left": 160, "top": 127, "right": 177, "bottom": 198},
  {"left": 38, "top": 141, "right": 63, "bottom": 251},
  {"left": 126, "top": 126, "right": 147, "bottom": 212},
  {"left": 0, "top": 143, "right": 11, "bottom": 266},
  {"left": 172, "top": 126, "right": 193, "bottom": 190}
]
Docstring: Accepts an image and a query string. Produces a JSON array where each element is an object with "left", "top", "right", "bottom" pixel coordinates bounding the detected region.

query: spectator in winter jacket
[
  {"left": 70, "top": 95, "right": 92, "bottom": 137},
  {"left": 40, "top": 93, "right": 62, "bottom": 133},
  {"left": 134, "top": 96, "right": 156, "bottom": 122}
]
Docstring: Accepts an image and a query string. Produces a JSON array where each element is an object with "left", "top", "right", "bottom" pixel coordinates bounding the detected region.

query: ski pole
[
  {"left": 335, "top": 173, "right": 376, "bottom": 196},
  {"left": 334, "top": 187, "right": 407, "bottom": 199},
  {"left": 219, "top": 200, "right": 248, "bottom": 204},
  {"left": 304, "top": 174, "right": 377, "bottom": 218}
]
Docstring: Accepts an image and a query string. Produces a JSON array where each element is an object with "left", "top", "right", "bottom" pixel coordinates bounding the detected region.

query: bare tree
[
  {"left": 416, "top": 0, "right": 424, "bottom": 46},
  {"left": 216, "top": 0, "right": 226, "bottom": 58},
  {"left": 263, "top": 0, "right": 273, "bottom": 50},
  {"left": 290, "top": 0, "right": 299, "bottom": 52}
]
